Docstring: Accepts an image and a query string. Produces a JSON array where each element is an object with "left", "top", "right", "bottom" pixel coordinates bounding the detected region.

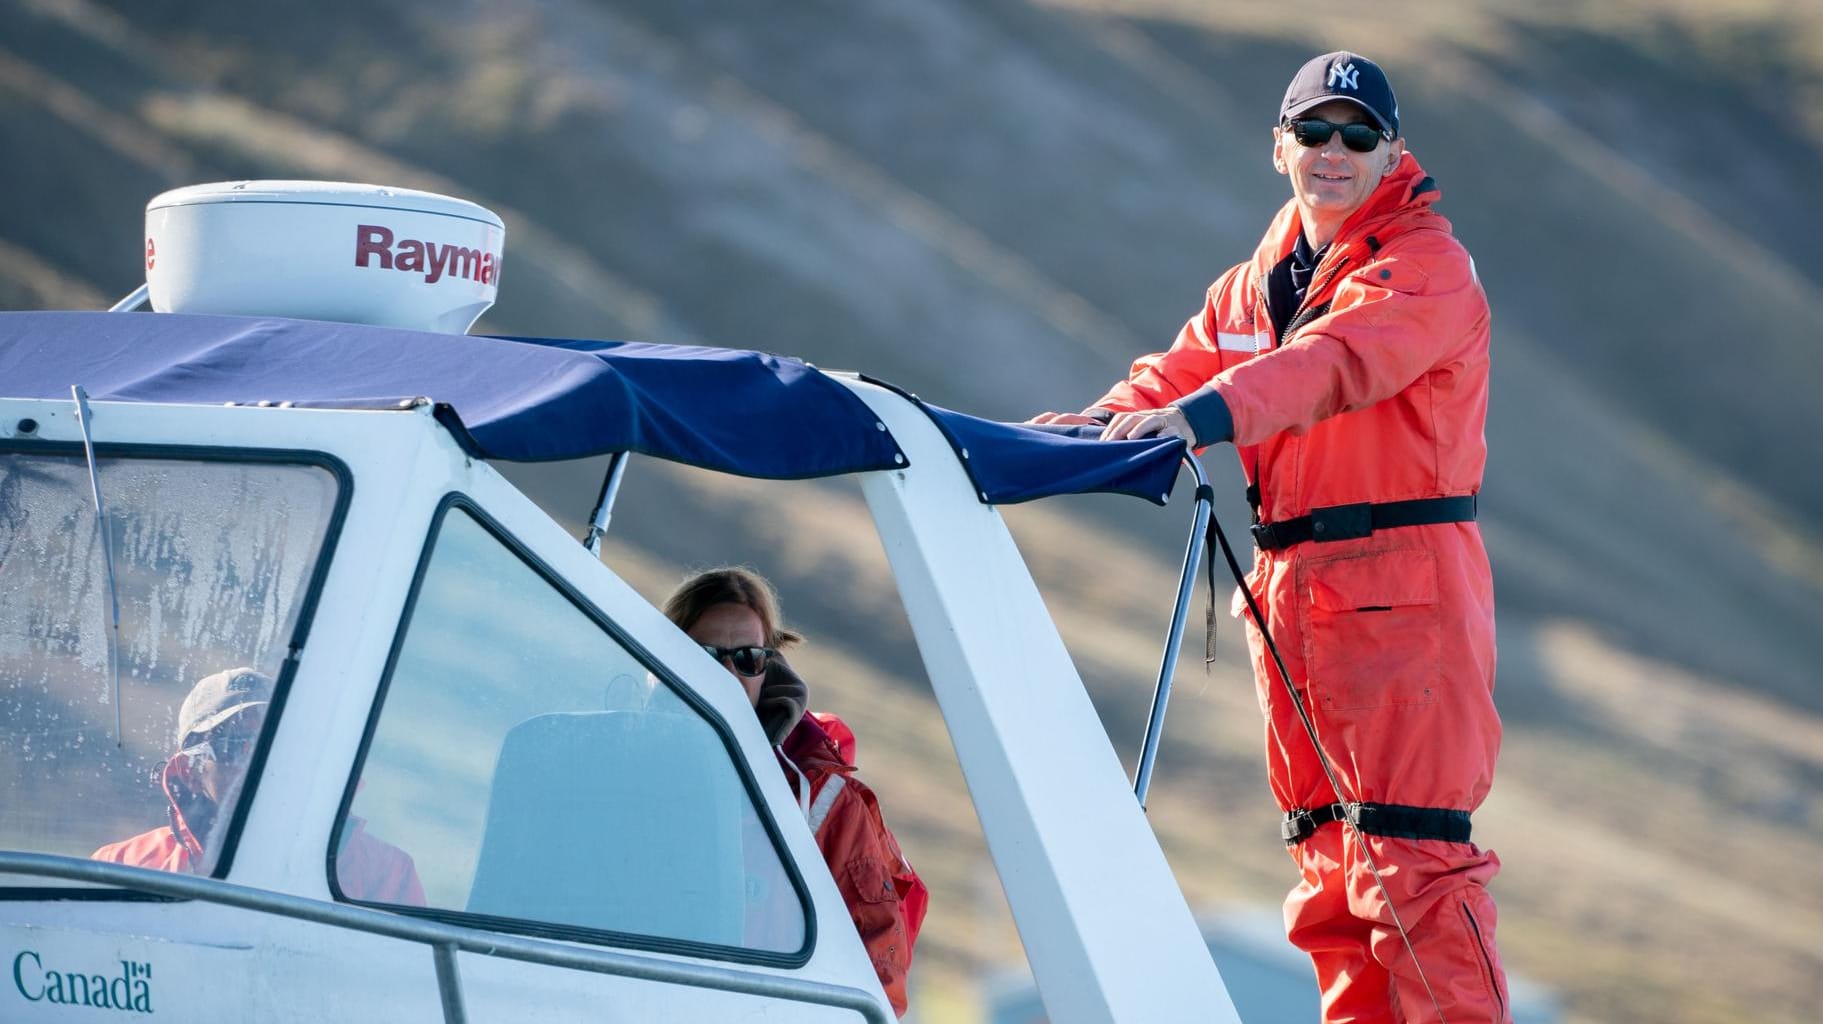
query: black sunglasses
[
  {"left": 1284, "top": 118, "right": 1388, "bottom": 153},
  {"left": 700, "top": 643, "right": 774, "bottom": 677}
]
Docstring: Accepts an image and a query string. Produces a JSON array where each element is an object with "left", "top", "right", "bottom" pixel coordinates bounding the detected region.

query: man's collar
[{"left": 1293, "top": 231, "right": 1320, "bottom": 268}]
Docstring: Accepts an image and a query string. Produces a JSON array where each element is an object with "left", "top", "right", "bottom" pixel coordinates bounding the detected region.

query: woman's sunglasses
[
  {"left": 700, "top": 644, "right": 775, "bottom": 677},
  {"left": 1284, "top": 118, "right": 1388, "bottom": 153}
]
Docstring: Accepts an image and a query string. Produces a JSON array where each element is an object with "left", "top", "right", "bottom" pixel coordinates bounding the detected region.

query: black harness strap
[
  {"left": 1251, "top": 495, "right": 1476, "bottom": 551},
  {"left": 1283, "top": 802, "right": 1472, "bottom": 846}
]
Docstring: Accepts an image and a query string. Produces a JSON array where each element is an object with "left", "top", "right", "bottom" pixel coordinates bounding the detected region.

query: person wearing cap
[
  {"left": 93, "top": 667, "right": 425, "bottom": 907},
  {"left": 1032, "top": 52, "right": 1508, "bottom": 1023},
  {"left": 663, "top": 568, "right": 928, "bottom": 1018}
]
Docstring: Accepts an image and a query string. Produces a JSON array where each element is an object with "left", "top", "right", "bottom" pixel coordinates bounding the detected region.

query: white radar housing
[{"left": 145, "top": 181, "right": 505, "bottom": 334}]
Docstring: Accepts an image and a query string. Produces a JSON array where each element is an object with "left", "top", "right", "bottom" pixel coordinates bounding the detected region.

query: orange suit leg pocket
[{"left": 1299, "top": 547, "right": 1442, "bottom": 712}]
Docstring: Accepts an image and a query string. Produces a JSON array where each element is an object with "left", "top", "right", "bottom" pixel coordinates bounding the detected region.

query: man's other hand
[{"left": 1101, "top": 405, "right": 1195, "bottom": 442}]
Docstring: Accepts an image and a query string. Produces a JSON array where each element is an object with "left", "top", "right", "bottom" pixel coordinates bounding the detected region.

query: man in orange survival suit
[
  {"left": 94, "top": 667, "right": 425, "bottom": 906},
  {"left": 1033, "top": 52, "right": 1508, "bottom": 1023}
]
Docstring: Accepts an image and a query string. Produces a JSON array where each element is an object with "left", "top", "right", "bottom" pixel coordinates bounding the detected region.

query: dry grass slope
[{"left": 4, "top": 0, "right": 1821, "bottom": 1020}]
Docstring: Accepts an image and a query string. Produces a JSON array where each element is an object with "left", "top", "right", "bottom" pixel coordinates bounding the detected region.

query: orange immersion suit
[
  {"left": 1094, "top": 152, "right": 1509, "bottom": 1023},
  {"left": 92, "top": 758, "right": 425, "bottom": 906},
  {"left": 779, "top": 712, "right": 928, "bottom": 1018}
]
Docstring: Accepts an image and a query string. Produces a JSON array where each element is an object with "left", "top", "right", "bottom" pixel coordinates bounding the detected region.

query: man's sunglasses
[
  {"left": 700, "top": 644, "right": 775, "bottom": 677},
  {"left": 1283, "top": 118, "right": 1388, "bottom": 153}
]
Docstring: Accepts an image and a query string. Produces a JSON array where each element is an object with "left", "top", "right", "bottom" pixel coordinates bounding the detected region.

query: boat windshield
[
  {"left": 338, "top": 504, "right": 809, "bottom": 957},
  {"left": 0, "top": 449, "right": 341, "bottom": 887}
]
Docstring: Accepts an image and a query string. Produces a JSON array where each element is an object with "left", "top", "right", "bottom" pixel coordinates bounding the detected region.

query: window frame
[
  {"left": 329, "top": 493, "right": 818, "bottom": 968},
  {"left": 0, "top": 440, "right": 354, "bottom": 902}
]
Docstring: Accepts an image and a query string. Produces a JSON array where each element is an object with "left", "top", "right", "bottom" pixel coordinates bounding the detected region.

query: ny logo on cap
[{"left": 1328, "top": 63, "right": 1360, "bottom": 90}]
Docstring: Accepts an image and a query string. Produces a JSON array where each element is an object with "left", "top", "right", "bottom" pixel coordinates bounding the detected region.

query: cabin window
[
  {"left": 0, "top": 450, "right": 342, "bottom": 888},
  {"left": 338, "top": 505, "right": 808, "bottom": 957}
]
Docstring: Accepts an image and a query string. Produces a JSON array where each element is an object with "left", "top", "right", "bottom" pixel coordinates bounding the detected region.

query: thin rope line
[{"left": 1210, "top": 515, "right": 1449, "bottom": 1023}]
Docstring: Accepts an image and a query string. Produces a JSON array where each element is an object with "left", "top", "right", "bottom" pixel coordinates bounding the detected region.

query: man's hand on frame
[{"left": 1100, "top": 405, "right": 1195, "bottom": 443}]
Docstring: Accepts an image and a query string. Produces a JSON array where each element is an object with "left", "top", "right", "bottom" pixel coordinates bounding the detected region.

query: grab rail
[
  {"left": 0, "top": 852, "right": 888, "bottom": 1024},
  {"left": 1133, "top": 451, "right": 1213, "bottom": 809},
  {"left": 108, "top": 284, "right": 150, "bottom": 312},
  {"left": 582, "top": 451, "right": 630, "bottom": 555}
]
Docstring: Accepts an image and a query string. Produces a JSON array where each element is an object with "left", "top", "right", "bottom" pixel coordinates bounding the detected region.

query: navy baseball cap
[{"left": 1279, "top": 51, "right": 1399, "bottom": 138}]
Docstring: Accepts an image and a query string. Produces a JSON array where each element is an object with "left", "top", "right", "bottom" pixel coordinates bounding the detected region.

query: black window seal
[
  {"left": 0, "top": 440, "right": 354, "bottom": 901},
  {"left": 328, "top": 493, "right": 817, "bottom": 969}
]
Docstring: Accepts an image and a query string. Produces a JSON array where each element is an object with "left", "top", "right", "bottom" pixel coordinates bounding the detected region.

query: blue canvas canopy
[{"left": 0, "top": 312, "right": 1186, "bottom": 505}]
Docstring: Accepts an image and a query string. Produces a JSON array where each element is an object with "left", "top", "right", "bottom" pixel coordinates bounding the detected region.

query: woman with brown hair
[{"left": 664, "top": 568, "right": 927, "bottom": 1017}]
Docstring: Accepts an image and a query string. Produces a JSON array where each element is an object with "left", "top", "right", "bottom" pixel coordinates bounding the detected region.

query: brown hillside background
[{"left": 5, "top": 0, "right": 1822, "bottom": 1020}]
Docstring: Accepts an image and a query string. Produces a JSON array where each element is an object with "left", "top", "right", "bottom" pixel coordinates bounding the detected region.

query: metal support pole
[
  {"left": 1133, "top": 451, "right": 1213, "bottom": 809},
  {"left": 432, "top": 942, "right": 469, "bottom": 1024},
  {"left": 582, "top": 452, "right": 628, "bottom": 555}
]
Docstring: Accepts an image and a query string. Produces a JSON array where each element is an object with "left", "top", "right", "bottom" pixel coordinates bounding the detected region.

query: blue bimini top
[{"left": 0, "top": 311, "right": 1187, "bottom": 505}]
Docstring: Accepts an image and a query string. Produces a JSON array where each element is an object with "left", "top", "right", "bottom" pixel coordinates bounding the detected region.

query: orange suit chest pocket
[{"left": 1298, "top": 547, "right": 1441, "bottom": 711}]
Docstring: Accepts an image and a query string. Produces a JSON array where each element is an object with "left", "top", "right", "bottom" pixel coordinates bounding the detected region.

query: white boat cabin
[{"left": 0, "top": 183, "right": 1242, "bottom": 1023}]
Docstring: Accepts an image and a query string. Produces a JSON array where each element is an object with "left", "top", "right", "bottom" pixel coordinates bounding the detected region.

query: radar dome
[{"left": 144, "top": 181, "right": 504, "bottom": 334}]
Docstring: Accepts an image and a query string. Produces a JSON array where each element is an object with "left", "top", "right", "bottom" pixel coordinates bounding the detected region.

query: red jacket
[
  {"left": 1097, "top": 151, "right": 1488, "bottom": 521},
  {"left": 780, "top": 712, "right": 928, "bottom": 1017},
  {"left": 91, "top": 760, "right": 425, "bottom": 906},
  {"left": 1094, "top": 152, "right": 1499, "bottom": 814},
  {"left": 93, "top": 816, "right": 424, "bottom": 906}
]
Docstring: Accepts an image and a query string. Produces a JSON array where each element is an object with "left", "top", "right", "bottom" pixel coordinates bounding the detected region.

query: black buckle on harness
[
  {"left": 1250, "top": 502, "right": 1372, "bottom": 547},
  {"left": 1279, "top": 810, "right": 1306, "bottom": 844},
  {"left": 1281, "top": 803, "right": 1351, "bottom": 845},
  {"left": 1283, "top": 801, "right": 1474, "bottom": 846}
]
